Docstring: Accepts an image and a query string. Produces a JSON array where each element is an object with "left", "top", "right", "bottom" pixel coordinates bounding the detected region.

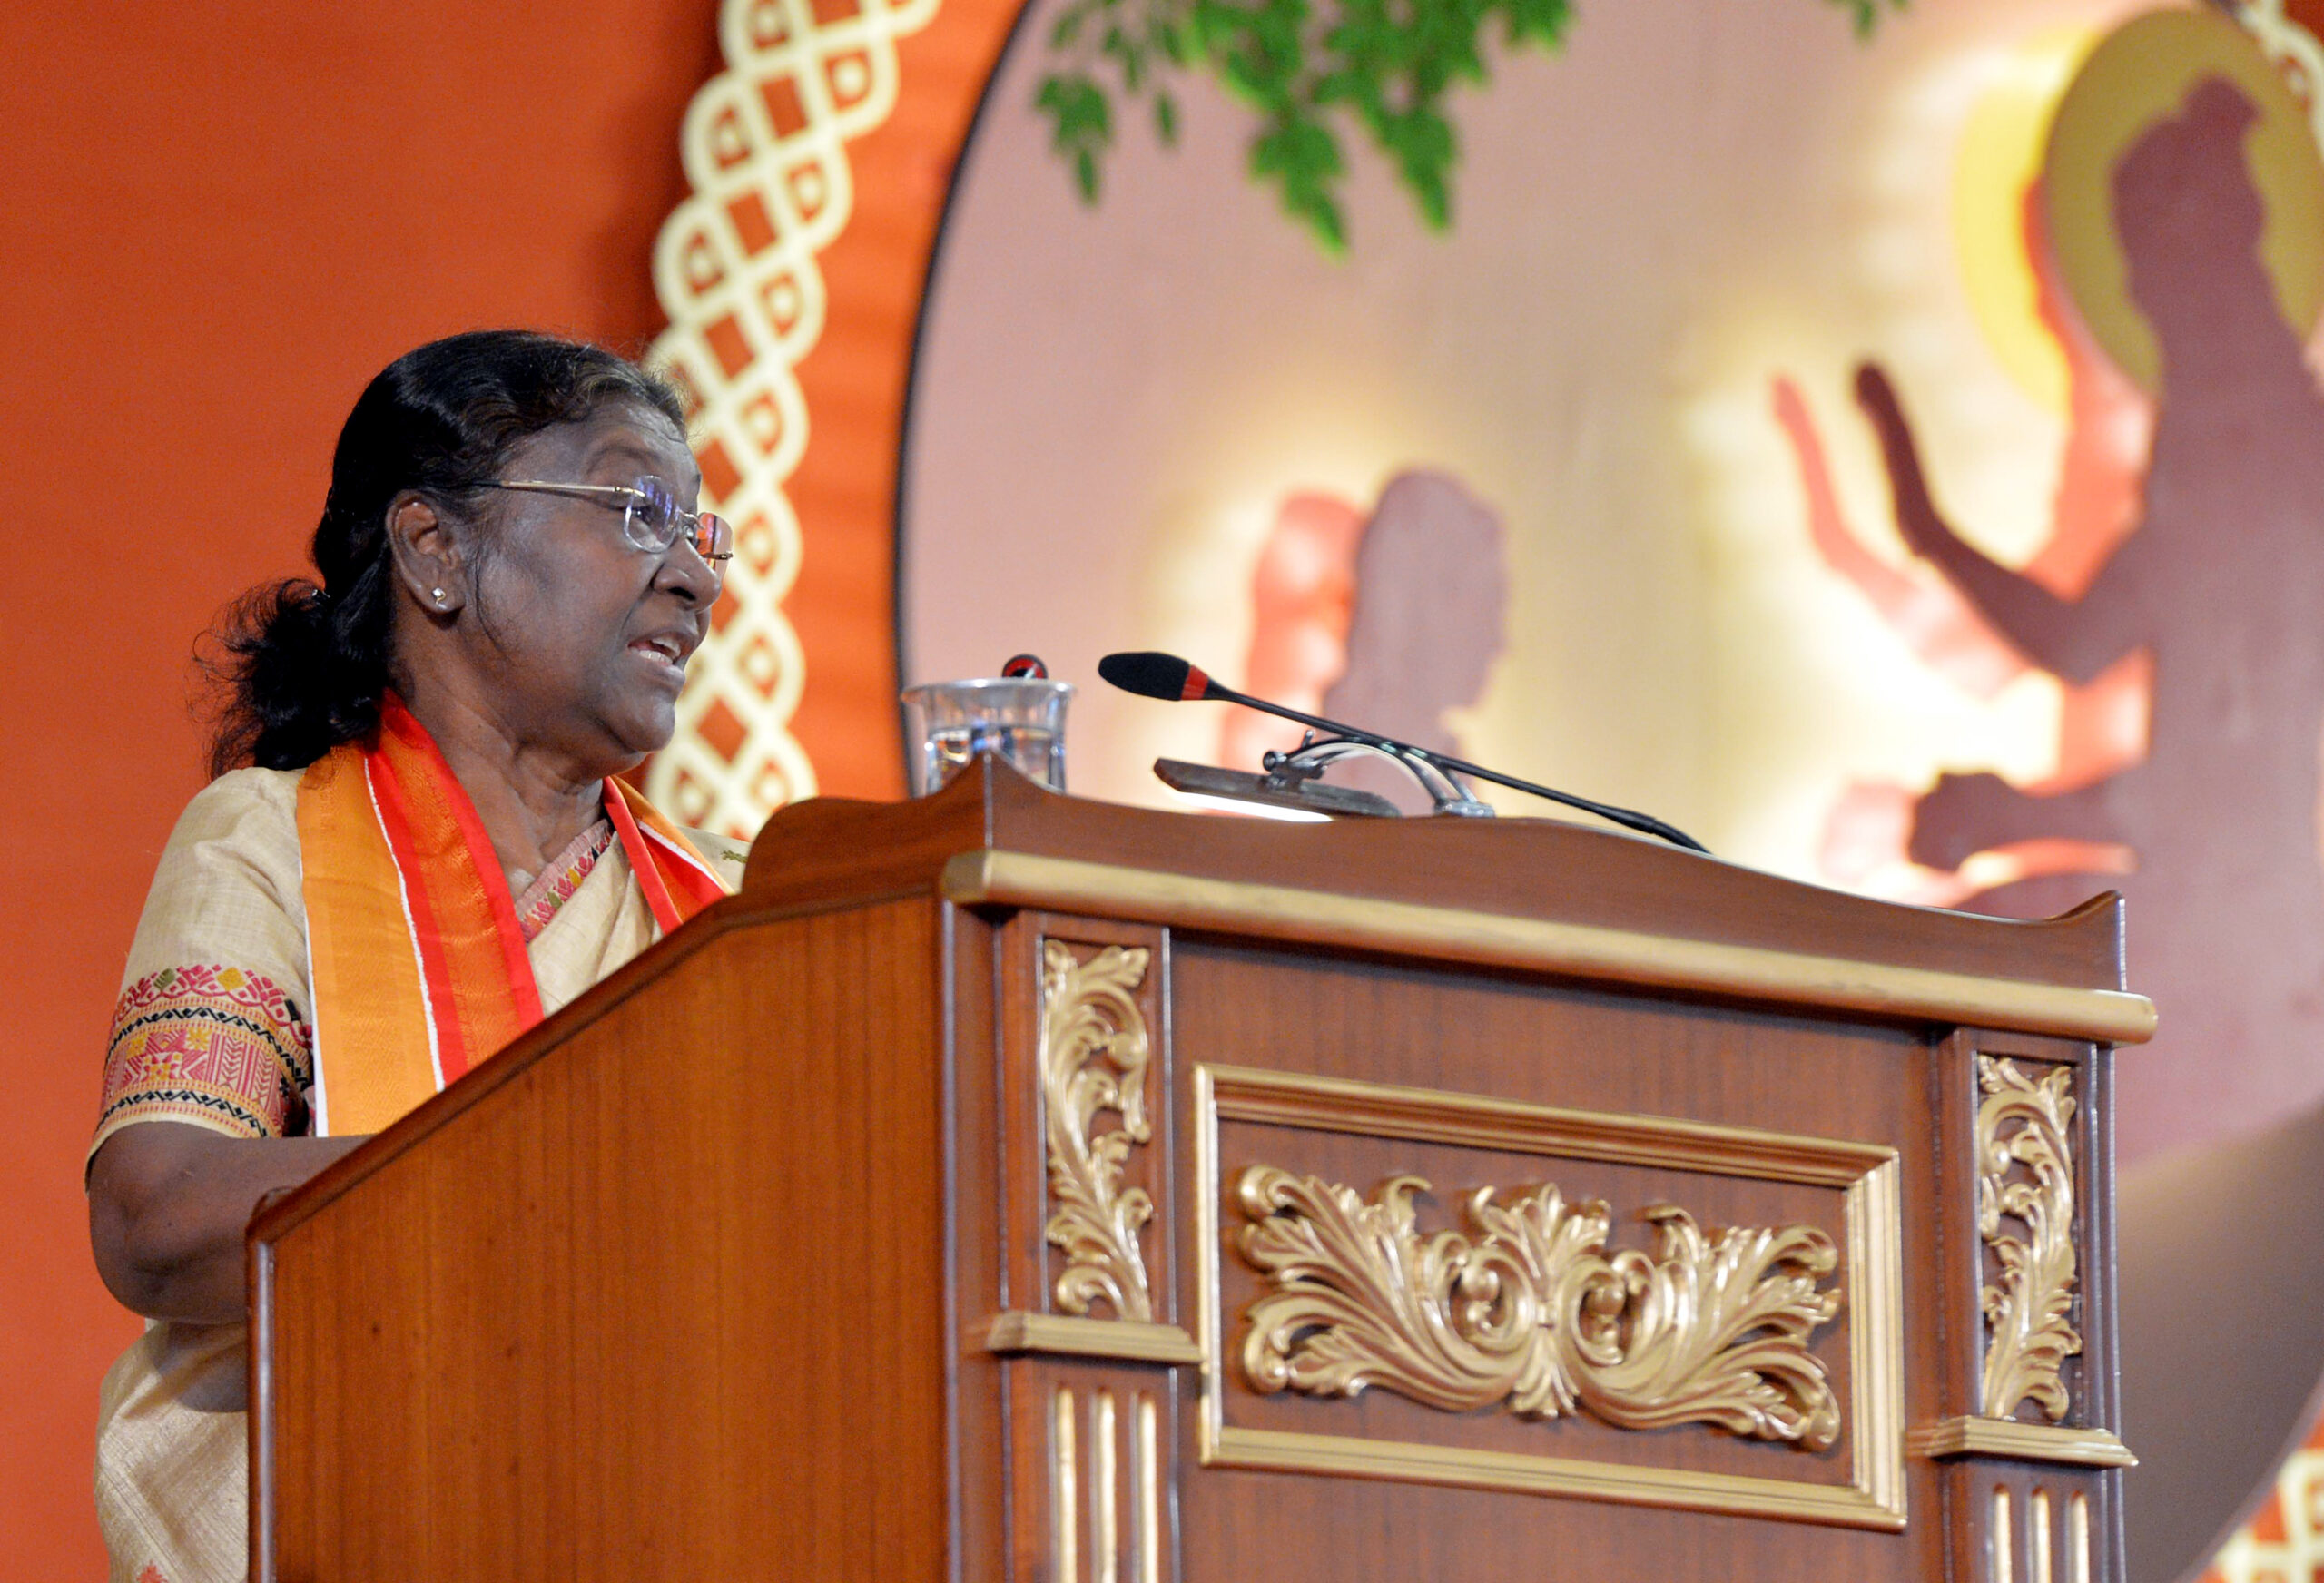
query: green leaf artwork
[{"left": 1037, "top": 0, "right": 1908, "bottom": 251}]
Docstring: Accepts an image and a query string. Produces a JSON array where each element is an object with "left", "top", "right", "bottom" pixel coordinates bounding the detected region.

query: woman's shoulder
[
  {"left": 148, "top": 766, "right": 310, "bottom": 907},
  {"left": 113, "top": 762, "right": 313, "bottom": 1055},
  {"left": 173, "top": 764, "right": 305, "bottom": 833}
]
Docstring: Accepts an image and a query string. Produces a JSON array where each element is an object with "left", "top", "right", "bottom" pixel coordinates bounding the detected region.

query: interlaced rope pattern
[{"left": 646, "top": 0, "right": 940, "bottom": 835}]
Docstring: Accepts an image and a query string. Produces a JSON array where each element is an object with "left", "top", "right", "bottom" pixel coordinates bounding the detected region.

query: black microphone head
[{"left": 1098, "top": 651, "right": 1215, "bottom": 703}]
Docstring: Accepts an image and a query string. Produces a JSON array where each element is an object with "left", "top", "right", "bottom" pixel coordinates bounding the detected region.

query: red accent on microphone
[{"left": 1180, "top": 664, "right": 1211, "bottom": 702}]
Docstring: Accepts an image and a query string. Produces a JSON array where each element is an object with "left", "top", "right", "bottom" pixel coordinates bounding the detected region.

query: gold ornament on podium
[
  {"left": 1041, "top": 942, "right": 1158, "bottom": 1322},
  {"left": 1234, "top": 1166, "right": 1844, "bottom": 1448},
  {"left": 1975, "top": 1056, "right": 2083, "bottom": 1421}
]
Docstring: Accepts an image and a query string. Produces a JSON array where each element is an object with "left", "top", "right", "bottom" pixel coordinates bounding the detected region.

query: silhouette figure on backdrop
[
  {"left": 1229, "top": 471, "right": 1507, "bottom": 814},
  {"left": 1777, "top": 179, "right": 2157, "bottom": 916},
  {"left": 1853, "top": 78, "right": 2324, "bottom": 1159}
]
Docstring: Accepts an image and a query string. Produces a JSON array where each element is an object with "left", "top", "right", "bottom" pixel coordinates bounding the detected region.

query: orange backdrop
[{"left": 0, "top": 4, "right": 734, "bottom": 1572}]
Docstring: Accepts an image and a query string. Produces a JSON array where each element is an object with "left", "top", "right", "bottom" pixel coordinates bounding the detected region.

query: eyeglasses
[{"left": 482, "top": 476, "right": 734, "bottom": 564}]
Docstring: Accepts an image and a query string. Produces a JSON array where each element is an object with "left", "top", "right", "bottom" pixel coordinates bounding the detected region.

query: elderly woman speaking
[{"left": 85, "top": 330, "right": 745, "bottom": 1583}]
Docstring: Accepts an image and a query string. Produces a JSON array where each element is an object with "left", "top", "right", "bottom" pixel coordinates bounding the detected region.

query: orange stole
[{"left": 296, "top": 698, "right": 728, "bottom": 1136}]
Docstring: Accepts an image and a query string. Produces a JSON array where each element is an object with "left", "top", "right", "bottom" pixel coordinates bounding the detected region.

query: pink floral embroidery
[{"left": 515, "top": 821, "right": 615, "bottom": 942}]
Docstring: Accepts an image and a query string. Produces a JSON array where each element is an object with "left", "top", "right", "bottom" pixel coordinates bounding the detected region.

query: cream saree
[{"left": 91, "top": 764, "right": 743, "bottom": 1583}]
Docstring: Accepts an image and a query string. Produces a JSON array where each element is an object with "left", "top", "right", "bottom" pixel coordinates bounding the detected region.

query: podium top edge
[
  {"left": 939, "top": 848, "right": 2153, "bottom": 1045},
  {"left": 736, "top": 757, "right": 2136, "bottom": 1008}
]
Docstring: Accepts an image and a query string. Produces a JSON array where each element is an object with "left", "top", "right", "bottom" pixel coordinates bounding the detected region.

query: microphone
[
  {"left": 1097, "top": 651, "right": 1223, "bottom": 703},
  {"left": 1097, "top": 650, "right": 1708, "bottom": 853}
]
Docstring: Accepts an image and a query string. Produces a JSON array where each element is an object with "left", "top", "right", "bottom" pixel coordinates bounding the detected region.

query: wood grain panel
[{"left": 253, "top": 900, "right": 950, "bottom": 1582}]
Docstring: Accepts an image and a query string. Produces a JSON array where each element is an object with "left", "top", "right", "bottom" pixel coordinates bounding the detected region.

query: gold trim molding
[
  {"left": 1049, "top": 1385, "right": 1168, "bottom": 1583},
  {"left": 1197, "top": 1064, "right": 1891, "bottom": 1185},
  {"left": 984, "top": 1312, "right": 1204, "bottom": 1366},
  {"left": 1235, "top": 1167, "right": 1844, "bottom": 1448},
  {"left": 1976, "top": 1057, "right": 2082, "bottom": 1421},
  {"left": 1914, "top": 1416, "right": 2136, "bottom": 1468},
  {"left": 1203, "top": 1425, "right": 1891, "bottom": 1527},
  {"left": 1040, "top": 941, "right": 1157, "bottom": 1322},
  {"left": 1052, "top": 1387, "right": 1078, "bottom": 1583},
  {"left": 1195, "top": 1065, "right": 1907, "bottom": 1530},
  {"left": 942, "top": 850, "right": 2154, "bottom": 1045}
]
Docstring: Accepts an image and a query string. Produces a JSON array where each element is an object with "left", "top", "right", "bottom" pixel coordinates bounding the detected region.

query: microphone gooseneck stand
[{"left": 1097, "top": 650, "right": 1709, "bottom": 854}]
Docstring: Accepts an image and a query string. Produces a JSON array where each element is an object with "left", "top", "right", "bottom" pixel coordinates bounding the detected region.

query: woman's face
[{"left": 455, "top": 399, "right": 718, "bottom": 772}]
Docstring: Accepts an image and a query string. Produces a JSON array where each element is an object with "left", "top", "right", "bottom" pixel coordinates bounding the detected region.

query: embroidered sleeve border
[{"left": 94, "top": 964, "right": 315, "bottom": 1153}]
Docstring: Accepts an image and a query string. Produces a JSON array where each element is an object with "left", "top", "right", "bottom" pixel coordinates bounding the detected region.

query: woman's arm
[{"left": 88, "top": 1122, "right": 368, "bottom": 1325}]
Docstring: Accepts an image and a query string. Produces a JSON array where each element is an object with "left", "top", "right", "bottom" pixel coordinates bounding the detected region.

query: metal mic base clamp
[{"left": 1265, "top": 733, "right": 1496, "bottom": 818}]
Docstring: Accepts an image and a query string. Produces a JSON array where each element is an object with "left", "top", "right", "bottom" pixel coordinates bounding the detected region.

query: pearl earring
[{"left": 431, "top": 587, "right": 447, "bottom": 605}]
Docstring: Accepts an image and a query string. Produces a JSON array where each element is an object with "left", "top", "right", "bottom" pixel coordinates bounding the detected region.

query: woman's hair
[{"left": 208, "top": 329, "right": 687, "bottom": 775}]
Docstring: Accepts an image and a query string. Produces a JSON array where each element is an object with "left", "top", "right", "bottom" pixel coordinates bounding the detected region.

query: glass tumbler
[{"left": 899, "top": 677, "right": 1074, "bottom": 795}]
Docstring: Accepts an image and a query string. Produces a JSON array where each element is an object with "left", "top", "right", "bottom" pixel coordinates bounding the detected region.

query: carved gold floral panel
[
  {"left": 1194, "top": 1063, "right": 1907, "bottom": 1530},
  {"left": 1975, "top": 1055, "right": 2083, "bottom": 1422},
  {"left": 1040, "top": 940, "right": 1157, "bottom": 1322},
  {"left": 1234, "top": 1167, "right": 1844, "bottom": 1450}
]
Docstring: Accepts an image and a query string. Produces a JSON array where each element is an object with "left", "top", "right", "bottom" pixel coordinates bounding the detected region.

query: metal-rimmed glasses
[{"left": 483, "top": 476, "right": 734, "bottom": 564}]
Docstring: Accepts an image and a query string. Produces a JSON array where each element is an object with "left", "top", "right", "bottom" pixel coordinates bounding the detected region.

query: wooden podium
[{"left": 247, "top": 760, "right": 2152, "bottom": 1582}]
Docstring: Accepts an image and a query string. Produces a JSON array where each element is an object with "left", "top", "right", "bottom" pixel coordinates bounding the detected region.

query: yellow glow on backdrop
[
  {"left": 1950, "top": 25, "right": 2098, "bottom": 415},
  {"left": 1848, "top": 19, "right": 2091, "bottom": 575},
  {"left": 2045, "top": 4, "right": 2324, "bottom": 394}
]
